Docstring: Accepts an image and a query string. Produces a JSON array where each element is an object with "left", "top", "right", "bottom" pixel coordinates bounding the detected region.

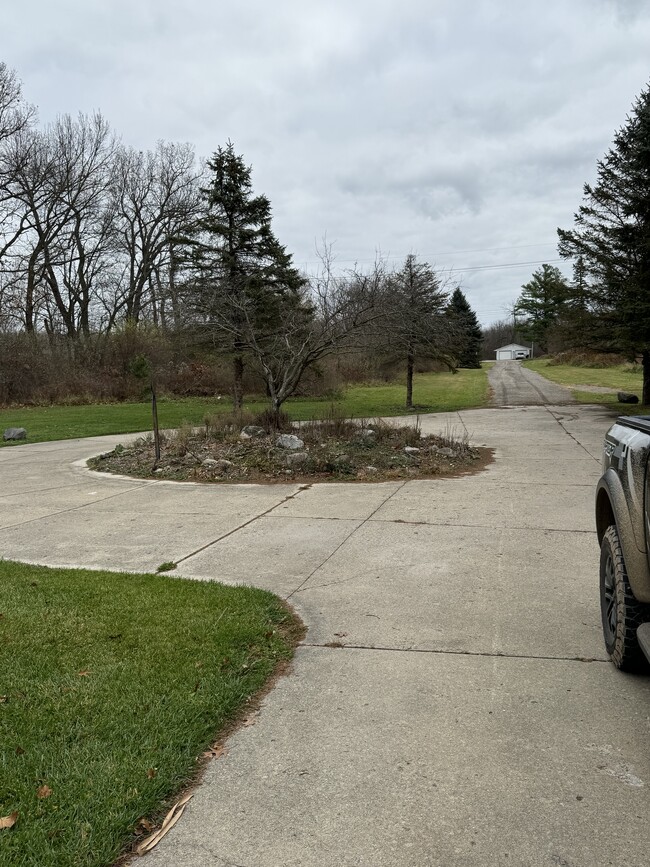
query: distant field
[
  {"left": 525, "top": 359, "right": 648, "bottom": 411},
  {"left": 0, "top": 368, "right": 489, "bottom": 446}
]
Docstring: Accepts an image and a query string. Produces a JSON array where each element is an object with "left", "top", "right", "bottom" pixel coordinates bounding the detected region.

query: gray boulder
[
  {"left": 276, "top": 434, "right": 305, "bottom": 450},
  {"left": 404, "top": 446, "right": 420, "bottom": 454},
  {"left": 617, "top": 392, "right": 639, "bottom": 404},
  {"left": 240, "top": 425, "right": 266, "bottom": 439},
  {"left": 215, "top": 459, "right": 234, "bottom": 471},
  {"left": 360, "top": 428, "right": 376, "bottom": 439},
  {"left": 202, "top": 458, "right": 219, "bottom": 468},
  {"left": 285, "top": 451, "right": 308, "bottom": 467},
  {"left": 3, "top": 427, "right": 26, "bottom": 441}
]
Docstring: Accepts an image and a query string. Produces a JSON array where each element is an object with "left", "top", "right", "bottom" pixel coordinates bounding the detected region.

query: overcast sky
[{"left": 3, "top": 0, "right": 650, "bottom": 325}]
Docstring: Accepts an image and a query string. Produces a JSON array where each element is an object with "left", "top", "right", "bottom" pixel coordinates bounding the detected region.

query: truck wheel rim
[{"left": 603, "top": 552, "right": 617, "bottom": 643}]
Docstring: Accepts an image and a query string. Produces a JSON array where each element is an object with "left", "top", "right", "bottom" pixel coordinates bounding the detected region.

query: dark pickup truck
[{"left": 596, "top": 415, "right": 650, "bottom": 671}]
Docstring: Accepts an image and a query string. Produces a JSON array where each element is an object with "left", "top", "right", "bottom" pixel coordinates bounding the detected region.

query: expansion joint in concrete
[
  {"left": 285, "top": 480, "right": 409, "bottom": 600},
  {"left": 302, "top": 642, "right": 609, "bottom": 664},
  {"left": 174, "top": 484, "right": 311, "bottom": 566}
]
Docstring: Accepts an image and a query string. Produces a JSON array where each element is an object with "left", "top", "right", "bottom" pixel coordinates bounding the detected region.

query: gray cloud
[{"left": 2, "top": 0, "right": 650, "bottom": 323}]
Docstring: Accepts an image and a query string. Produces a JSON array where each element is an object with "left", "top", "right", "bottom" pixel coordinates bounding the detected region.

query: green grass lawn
[
  {"left": 525, "top": 359, "right": 649, "bottom": 412},
  {"left": 0, "top": 368, "right": 489, "bottom": 447},
  {"left": 0, "top": 561, "right": 302, "bottom": 867}
]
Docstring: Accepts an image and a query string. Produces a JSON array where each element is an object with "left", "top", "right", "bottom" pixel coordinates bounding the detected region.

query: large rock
[
  {"left": 240, "top": 425, "right": 266, "bottom": 439},
  {"left": 3, "top": 427, "right": 26, "bottom": 441},
  {"left": 617, "top": 392, "right": 639, "bottom": 404},
  {"left": 285, "top": 451, "right": 308, "bottom": 468},
  {"left": 276, "top": 434, "right": 304, "bottom": 450}
]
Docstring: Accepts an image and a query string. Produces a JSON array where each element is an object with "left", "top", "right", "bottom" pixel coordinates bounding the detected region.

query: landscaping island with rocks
[{"left": 89, "top": 416, "right": 491, "bottom": 484}]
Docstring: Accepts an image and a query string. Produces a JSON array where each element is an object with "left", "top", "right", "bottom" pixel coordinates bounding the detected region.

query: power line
[
  {"left": 301, "top": 257, "right": 565, "bottom": 276},
  {"left": 297, "top": 241, "right": 558, "bottom": 266},
  {"left": 447, "top": 258, "right": 564, "bottom": 274}
]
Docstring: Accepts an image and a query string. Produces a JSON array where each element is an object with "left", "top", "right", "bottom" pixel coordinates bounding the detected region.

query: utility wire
[
  {"left": 301, "top": 256, "right": 564, "bottom": 276},
  {"left": 447, "top": 257, "right": 564, "bottom": 274},
  {"left": 297, "top": 240, "right": 558, "bottom": 266}
]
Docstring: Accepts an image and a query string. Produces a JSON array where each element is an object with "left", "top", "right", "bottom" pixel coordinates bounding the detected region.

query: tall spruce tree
[
  {"left": 558, "top": 82, "right": 650, "bottom": 401},
  {"left": 514, "top": 264, "right": 569, "bottom": 353},
  {"left": 190, "top": 141, "right": 305, "bottom": 408},
  {"left": 447, "top": 287, "right": 482, "bottom": 368}
]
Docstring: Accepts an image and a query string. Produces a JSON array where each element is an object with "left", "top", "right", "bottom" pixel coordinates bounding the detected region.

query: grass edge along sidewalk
[
  {"left": 0, "top": 560, "right": 304, "bottom": 867},
  {"left": 0, "top": 368, "right": 489, "bottom": 447}
]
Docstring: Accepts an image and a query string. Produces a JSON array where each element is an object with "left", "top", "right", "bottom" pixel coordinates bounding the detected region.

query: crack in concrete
[
  {"left": 174, "top": 485, "right": 311, "bottom": 567},
  {"left": 301, "top": 642, "right": 609, "bottom": 663},
  {"left": 285, "top": 480, "right": 409, "bottom": 600},
  {"left": 366, "top": 518, "right": 597, "bottom": 534},
  {"left": 545, "top": 408, "right": 602, "bottom": 463},
  {"left": 291, "top": 573, "right": 361, "bottom": 594}
]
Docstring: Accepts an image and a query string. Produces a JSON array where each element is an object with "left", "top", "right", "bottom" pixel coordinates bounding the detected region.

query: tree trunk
[
  {"left": 233, "top": 355, "right": 244, "bottom": 410},
  {"left": 151, "top": 379, "right": 161, "bottom": 467},
  {"left": 406, "top": 351, "right": 415, "bottom": 408},
  {"left": 642, "top": 349, "right": 650, "bottom": 406}
]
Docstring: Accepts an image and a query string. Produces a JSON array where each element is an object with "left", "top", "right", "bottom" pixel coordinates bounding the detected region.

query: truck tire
[{"left": 600, "top": 524, "right": 650, "bottom": 672}]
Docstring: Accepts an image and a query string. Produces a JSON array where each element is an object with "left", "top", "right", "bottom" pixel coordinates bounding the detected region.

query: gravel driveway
[{"left": 488, "top": 359, "right": 575, "bottom": 405}]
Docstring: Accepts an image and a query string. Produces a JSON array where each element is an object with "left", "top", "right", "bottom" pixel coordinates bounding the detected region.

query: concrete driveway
[{"left": 1, "top": 405, "right": 649, "bottom": 866}]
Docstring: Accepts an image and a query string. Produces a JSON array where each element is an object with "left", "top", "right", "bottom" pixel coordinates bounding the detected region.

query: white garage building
[{"left": 495, "top": 343, "right": 532, "bottom": 360}]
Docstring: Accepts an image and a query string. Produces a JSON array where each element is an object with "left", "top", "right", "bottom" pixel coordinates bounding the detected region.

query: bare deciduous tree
[
  {"left": 199, "top": 248, "right": 388, "bottom": 418},
  {"left": 0, "top": 113, "right": 118, "bottom": 337},
  {"left": 111, "top": 141, "right": 201, "bottom": 326},
  {"left": 0, "top": 62, "right": 34, "bottom": 144}
]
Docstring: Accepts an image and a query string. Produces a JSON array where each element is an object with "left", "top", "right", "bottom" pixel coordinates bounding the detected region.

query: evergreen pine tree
[
  {"left": 514, "top": 264, "right": 570, "bottom": 353},
  {"left": 190, "top": 141, "right": 306, "bottom": 408},
  {"left": 448, "top": 287, "right": 483, "bottom": 368},
  {"left": 558, "top": 82, "right": 650, "bottom": 401}
]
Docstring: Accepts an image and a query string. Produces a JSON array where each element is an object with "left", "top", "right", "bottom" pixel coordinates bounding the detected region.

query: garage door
[{"left": 496, "top": 350, "right": 513, "bottom": 360}]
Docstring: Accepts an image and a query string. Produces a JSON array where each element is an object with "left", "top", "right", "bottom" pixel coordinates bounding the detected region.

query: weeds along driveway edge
[{"left": 0, "top": 560, "right": 305, "bottom": 867}]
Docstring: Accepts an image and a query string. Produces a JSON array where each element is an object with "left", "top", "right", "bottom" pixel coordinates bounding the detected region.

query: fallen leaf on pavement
[
  {"left": 202, "top": 745, "right": 226, "bottom": 759},
  {"left": 242, "top": 716, "right": 257, "bottom": 727},
  {"left": 135, "top": 793, "right": 193, "bottom": 855},
  {"left": 37, "top": 785, "right": 52, "bottom": 799},
  {"left": 0, "top": 813, "right": 17, "bottom": 830}
]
